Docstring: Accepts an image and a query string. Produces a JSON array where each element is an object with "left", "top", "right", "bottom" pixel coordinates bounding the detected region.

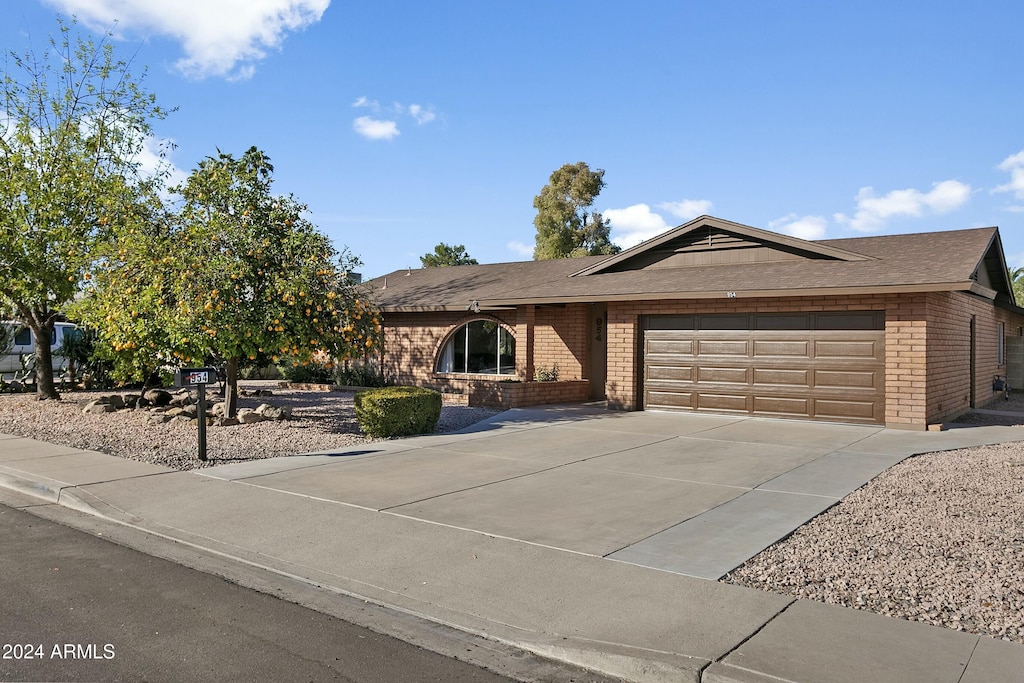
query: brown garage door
[{"left": 643, "top": 312, "right": 885, "bottom": 424}]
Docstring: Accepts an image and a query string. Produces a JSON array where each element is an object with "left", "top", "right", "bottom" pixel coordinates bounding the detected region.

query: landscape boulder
[
  {"left": 143, "top": 389, "right": 172, "bottom": 406},
  {"left": 82, "top": 399, "right": 117, "bottom": 415}
]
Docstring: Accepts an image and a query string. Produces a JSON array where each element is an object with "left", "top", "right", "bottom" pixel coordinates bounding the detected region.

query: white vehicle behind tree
[{"left": 0, "top": 321, "right": 78, "bottom": 381}]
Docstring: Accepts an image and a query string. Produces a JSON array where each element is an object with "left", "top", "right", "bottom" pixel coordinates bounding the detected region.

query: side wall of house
[{"left": 924, "top": 291, "right": 1024, "bottom": 424}]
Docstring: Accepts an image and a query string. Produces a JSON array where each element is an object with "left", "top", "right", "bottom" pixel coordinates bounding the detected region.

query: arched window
[{"left": 436, "top": 320, "right": 516, "bottom": 375}]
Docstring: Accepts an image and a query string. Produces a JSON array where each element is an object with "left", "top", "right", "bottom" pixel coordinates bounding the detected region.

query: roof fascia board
[
  {"left": 977, "top": 228, "right": 1015, "bottom": 303},
  {"left": 466, "top": 281, "right": 978, "bottom": 308},
  {"left": 570, "top": 215, "right": 874, "bottom": 277}
]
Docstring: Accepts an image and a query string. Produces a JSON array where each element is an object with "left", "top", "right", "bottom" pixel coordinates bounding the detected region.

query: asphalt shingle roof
[{"left": 368, "top": 226, "right": 1000, "bottom": 311}]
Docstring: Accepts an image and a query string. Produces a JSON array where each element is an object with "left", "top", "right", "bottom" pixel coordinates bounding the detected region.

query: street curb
[{"left": 0, "top": 469, "right": 63, "bottom": 503}]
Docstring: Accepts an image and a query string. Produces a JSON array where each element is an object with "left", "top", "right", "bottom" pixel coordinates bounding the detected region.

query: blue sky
[{"left": 5, "top": 1, "right": 1024, "bottom": 277}]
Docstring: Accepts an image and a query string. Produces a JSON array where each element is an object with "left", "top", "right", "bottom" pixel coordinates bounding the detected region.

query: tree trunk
[
  {"left": 224, "top": 356, "right": 240, "bottom": 419},
  {"left": 30, "top": 319, "right": 60, "bottom": 400}
]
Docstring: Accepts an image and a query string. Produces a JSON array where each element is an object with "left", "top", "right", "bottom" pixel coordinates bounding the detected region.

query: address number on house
[{"left": 174, "top": 367, "right": 218, "bottom": 387}]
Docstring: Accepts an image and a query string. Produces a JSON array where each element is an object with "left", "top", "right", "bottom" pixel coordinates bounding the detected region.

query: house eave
[{"left": 466, "top": 281, "right": 981, "bottom": 308}]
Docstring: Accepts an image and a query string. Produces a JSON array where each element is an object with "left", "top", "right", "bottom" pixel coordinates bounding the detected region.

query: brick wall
[
  {"left": 924, "top": 291, "right": 1024, "bottom": 423},
  {"left": 534, "top": 304, "right": 587, "bottom": 380},
  {"left": 467, "top": 380, "right": 590, "bottom": 409}
]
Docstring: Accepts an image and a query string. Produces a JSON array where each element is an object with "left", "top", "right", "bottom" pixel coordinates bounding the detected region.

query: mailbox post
[{"left": 174, "top": 367, "right": 218, "bottom": 461}]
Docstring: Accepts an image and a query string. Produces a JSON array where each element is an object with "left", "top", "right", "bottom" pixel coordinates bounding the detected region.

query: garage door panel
[
  {"left": 643, "top": 322, "right": 884, "bottom": 425},
  {"left": 815, "top": 369, "right": 879, "bottom": 390},
  {"left": 752, "top": 367, "right": 810, "bottom": 387},
  {"left": 697, "top": 366, "right": 749, "bottom": 384},
  {"left": 695, "top": 393, "right": 749, "bottom": 412},
  {"left": 646, "top": 339, "right": 694, "bottom": 356},
  {"left": 814, "top": 399, "right": 878, "bottom": 421},
  {"left": 648, "top": 364, "right": 694, "bottom": 382},
  {"left": 697, "top": 339, "right": 748, "bottom": 356},
  {"left": 814, "top": 339, "right": 881, "bottom": 359},
  {"left": 753, "top": 395, "right": 810, "bottom": 416},
  {"left": 752, "top": 340, "right": 810, "bottom": 357},
  {"left": 646, "top": 390, "right": 694, "bottom": 409}
]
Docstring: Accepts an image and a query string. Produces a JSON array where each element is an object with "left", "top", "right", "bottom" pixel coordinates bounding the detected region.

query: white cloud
[
  {"left": 352, "top": 96, "right": 380, "bottom": 111},
  {"left": 350, "top": 99, "right": 439, "bottom": 140},
  {"left": 995, "top": 149, "right": 1024, "bottom": 205},
  {"left": 605, "top": 204, "right": 671, "bottom": 248},
  {"left": 408, "top": 104, "right": 437, "bottom": 125},
  {"left": 353, "top": 116, "right": 399, "bottom": 141},
  {"left": 768, "top": 214, "right": 827, "bottom": 240},
  {"left": 834, "top": 180, "right": 972, "bottom": 232},
  {"left": 657, "top": 199, "right": 713, "bottom": 220},
  {"left": 44, "top": 0, "right": 330, "bottom": 80},
  {"left": 507, "top": 240, "right": 533, "bottom": 257}
]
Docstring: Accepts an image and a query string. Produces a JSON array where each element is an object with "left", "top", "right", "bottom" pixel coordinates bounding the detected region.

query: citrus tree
[
  {"left": 0, "top": 19, "right": 170, "bottom": 399},
  {"left": 75, "top": 146, "right": 379, "bottom": 418}
]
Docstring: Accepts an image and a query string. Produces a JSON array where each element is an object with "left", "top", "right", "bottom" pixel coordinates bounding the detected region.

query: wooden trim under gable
[{"left": 570, "top": 215, "right": 874, "bottom": 277}]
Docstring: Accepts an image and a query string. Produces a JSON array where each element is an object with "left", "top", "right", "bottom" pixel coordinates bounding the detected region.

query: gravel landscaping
[
  {"left": 0, "top": 384, "right": 500, "bottom": 471},
  {"left": 724, "top": 414, "right": 1024, "bottom": 644}
]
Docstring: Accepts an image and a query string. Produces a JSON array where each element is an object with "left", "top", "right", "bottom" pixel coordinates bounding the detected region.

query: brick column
[{"left": 516, "top": 304, "right": 535, "bottom": 381}]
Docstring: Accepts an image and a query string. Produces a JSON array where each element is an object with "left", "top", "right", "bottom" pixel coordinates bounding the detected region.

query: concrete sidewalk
[{"left": 2, "top": 410, "right": 1024, "bottom": 683}]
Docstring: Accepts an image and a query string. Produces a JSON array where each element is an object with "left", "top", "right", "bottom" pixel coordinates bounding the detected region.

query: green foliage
[
  {"left": 1009, "top": 266, "right": 1024, "bottom": 306},
  {"left": 532, "top": 162, "right": 620, "bottom": 260},
  {"left": 420, "top": 243, "right": 478, "bottom": 267},
  {"left": 534, "top": 363, "right": 559, "bottom": 382},
  {"left": 0, "top": 18, "right": 170, "bottom": 398},
  {"left": 72, "top": 146, "right": 381, "bottom": 416},
  {"left": 281, "top": 357, "right": 334, "bottom": 384},
  {"left": 335, "top": 361, "right": 390, "bottom": 388},
  {"left": 354, "top": 386, "right": 442, "bottom": 437}
]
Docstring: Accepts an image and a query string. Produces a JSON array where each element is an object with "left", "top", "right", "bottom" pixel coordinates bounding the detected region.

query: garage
[{"left": 643, "top": 312, "right": 885, "bottom": 424}]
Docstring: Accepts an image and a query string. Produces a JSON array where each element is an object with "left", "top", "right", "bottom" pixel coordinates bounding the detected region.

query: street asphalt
[{"left": 3, "top": 405, "right": 1024, "bottom": 682}]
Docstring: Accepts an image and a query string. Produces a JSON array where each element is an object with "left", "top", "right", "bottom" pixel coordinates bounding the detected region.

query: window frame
[{"left": 435, "top": 319, "right": 516, "bottom": 377}]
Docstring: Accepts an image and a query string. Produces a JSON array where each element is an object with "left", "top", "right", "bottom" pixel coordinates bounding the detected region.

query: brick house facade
[{"left": 371, "top": 217, "right": 1024, "bottom": 430}]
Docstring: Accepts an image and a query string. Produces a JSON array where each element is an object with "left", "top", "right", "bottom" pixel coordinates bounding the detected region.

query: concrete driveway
[{"left": 202, "top": 405, "right": 1002, "bottom": 579}]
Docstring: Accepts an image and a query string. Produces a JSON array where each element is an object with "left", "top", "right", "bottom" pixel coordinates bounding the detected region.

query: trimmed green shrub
[{"left": 354, "top": 386, "right": 442, "bottom": 438}]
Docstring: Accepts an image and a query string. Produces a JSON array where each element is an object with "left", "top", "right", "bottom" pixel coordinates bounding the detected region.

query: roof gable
[
  {"left": 571, "top": 215, "right": 872, "bottom": 276},
  {"left": 971, "top": 228, "right": 1015, "bottom": 305}
]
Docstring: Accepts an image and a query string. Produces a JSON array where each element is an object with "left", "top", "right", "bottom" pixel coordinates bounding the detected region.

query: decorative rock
[
  {"left": 236, "top": 409, "right": 264, "bottom": 424},
  {"left": 170, "top": 415, "right": 192, "bottom": 425},
  {"left": 143, "top": 389, "right": 172, "bottom": 406},
  {"left": 165, "top": 407, "right": 185, "bottom": 418},
  {"left": 169, "top": 392, "right": 195, "bottom": 407},
  {"left": 148, "top": 413, "right": 173, "bottom": 424},
  {"left": 123, "top": 394, "right": 141, "bottom": 409},
  {"left": 94, "top": 394, "right": 125, "bottom": 410},
  {"left": 211, "top": 402, "right": 226, "bottom": 417},
  {"left": 214, "top": 416, "right": 240, "bottom": 427},
  {"left": 82, "top": 400, "right": 116, "bottom": 414},
  {"left": 181, "top": 405, "right": 198, "bottom": 418},
  {"left": 254, "top": 403, "right": 291, "bottom": 420}
]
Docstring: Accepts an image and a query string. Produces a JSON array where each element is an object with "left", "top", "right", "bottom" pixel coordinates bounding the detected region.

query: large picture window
[{"left": 436, "top": 320, "right": 516, "bottom": 375}]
